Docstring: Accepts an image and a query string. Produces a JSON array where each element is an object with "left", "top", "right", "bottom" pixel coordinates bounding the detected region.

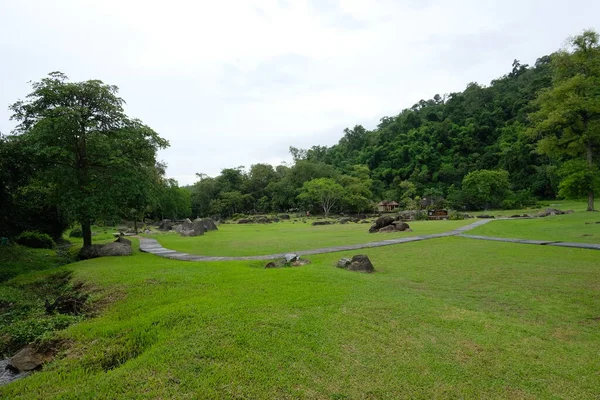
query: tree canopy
[
  {"left": 8, "top": 72, "right": 169, "bottom": 246},
  {"left": 529, "top": 30, "right": 600, "bottom": 210}
]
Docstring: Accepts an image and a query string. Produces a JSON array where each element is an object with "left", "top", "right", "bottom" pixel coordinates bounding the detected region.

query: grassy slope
[
  {"left": 469, "top": 211, "right": 600, "bottom": 244},
  {"left": 150, "top": 219, "right": 474, "bottom": 257},
  {"left": 0, "top": 245, "right": 67, "bottom": 283},
  {"left": 2, "top": 238, "right": 599, "bottom": 399}
]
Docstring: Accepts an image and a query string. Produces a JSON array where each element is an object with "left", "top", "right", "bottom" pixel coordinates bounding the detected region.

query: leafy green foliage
[
  {"left": 530, "top": 30, "right": 600, "bottom": 210},
  {"left": 557, "top": 160, "right": 600, "bottom": 200},
  {"left": 68, "top": 226, "right": 83, "bottom": 238},
  {"left": 15, "top": 231, "right": 55, "bottom": 249},
  {"left": 461, "top": 170, "right": 511, "bottom": 210},
  {"left": 0, "top": 270, "right": 88, "bottom": 356},
  {"left": 297, "top": 178, "right": 345, "bottom": 216}
]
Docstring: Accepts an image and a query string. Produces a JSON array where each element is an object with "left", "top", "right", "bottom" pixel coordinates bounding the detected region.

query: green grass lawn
[
  {"left": 148, "top": 219, "right": 474, "bottom": 256},
  {"left": 469, "top": 211, "right": 600, "bottom": 244},
  {"left": 2, "top": 237, "right": 599, "bottom": 399},
  {"left": 469, "top": 199, "right": 597, "bottom": 217}
]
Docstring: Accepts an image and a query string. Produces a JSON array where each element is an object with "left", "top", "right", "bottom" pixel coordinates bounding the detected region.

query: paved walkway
[{"left": 138, "top": 218, "right": 599, "bottom": 262}]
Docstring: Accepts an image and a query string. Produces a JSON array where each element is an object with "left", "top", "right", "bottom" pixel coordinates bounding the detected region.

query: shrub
[
  {"left": 69, "top": 226, "right": 83, "bottom": 238},
  {"left": 448, "top": 210, "right": 466, "bottom": 220},
  {"left": 502, "top": 190, "right": 538, "bottom": 210},
  {"left": 15, "top": 231, "right": 55, "bottom": 249},
  {"left": 415, "top": 210, "right": 429, "bottom": 221}
]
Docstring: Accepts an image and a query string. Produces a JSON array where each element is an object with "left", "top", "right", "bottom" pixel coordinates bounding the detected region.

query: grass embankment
[
  {"left": 150, "top": 219, "right": 474, "bottom": 257},
  {"left": 0, "top": 245, "right": 70, "bottom": 283},
  {"left": 1, "top": 237, "right": 599, "bottom": 399},
  {"left": 469, "top": 211, "right": 600, "bottom": 244}
]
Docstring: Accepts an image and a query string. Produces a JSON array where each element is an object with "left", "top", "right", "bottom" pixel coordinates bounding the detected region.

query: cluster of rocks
[
  {"left": 312, "top": 217, "right": 371, "bottom": 226},
  {"left": 336, "top": 255, "right": 374, "bottom": 273},
  {"left": 158, "top": 218, "right": 218, "bottom": 237},
  {"left": 237, "top": 215, "right": 281, "bottom": 224},
  {"left": 368, "top": 216, "right": 411, "bottom": 233},
  {"left": 79, "top": 236, "right": 133, "bottom": 260},
  {"left": 536, "top": 208, "right": 573, "bottom": 217},
  {"left": 265, "top": 253, "right": 310, "bottom": 268}
]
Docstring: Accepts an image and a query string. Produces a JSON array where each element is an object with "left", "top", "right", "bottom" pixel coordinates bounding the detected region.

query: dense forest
[{"left": 1, "top": 30, "right": 599, "bottom": 244}]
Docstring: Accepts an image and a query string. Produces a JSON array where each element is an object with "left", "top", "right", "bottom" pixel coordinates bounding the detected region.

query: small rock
[
  {"left": 285, "top": 253, "right": 299, "bottom": 263},
  {"left": 265, "top": 262, "right": 277, "bottom": 269},
  {"left": 9, "top": 347, "right": 44, "bottom": 372},
  {"left": 336, "top": 258, "right": 351, "bottom": 268}
]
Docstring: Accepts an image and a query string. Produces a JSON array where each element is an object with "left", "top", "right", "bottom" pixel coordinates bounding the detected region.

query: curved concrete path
[{"left": 138, "top": 218, "right": 599, "bottom": 262}]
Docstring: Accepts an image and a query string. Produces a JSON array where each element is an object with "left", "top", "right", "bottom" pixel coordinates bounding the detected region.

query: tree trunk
[
  {"left": 82, "top": 220, "right": 92, "bottom": 247},
  {"left": 587, "top": 141, "right": 595, "bottom": 211}
]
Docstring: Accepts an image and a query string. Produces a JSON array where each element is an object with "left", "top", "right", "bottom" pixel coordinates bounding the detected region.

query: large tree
[
  {"left": 297, "top": 178, "right": 345, "bottom": 216},
  {"left": 9, "top": 72, "right": 169, "bottom": 246},
  {"left": 530, "top": 30, "right": 600, "bottom": 211}
]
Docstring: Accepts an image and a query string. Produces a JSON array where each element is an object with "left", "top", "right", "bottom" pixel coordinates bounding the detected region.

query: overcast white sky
[{"left": 1, "top": 1, "right": 599, "bottom": 185}]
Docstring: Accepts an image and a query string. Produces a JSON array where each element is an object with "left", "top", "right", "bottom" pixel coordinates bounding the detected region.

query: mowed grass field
[
  {"left": 2, "top": 234, "right": 599, "bottom": 399},
  {"left": 149, "top": 219, "right": 474, "bottom": 257},
  {"left": 469, "top": 211, "right": 600, "bottom": 244}
]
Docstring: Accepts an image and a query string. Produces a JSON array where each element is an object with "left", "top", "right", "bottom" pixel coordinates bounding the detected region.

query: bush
[
  {"left": 502, "top": 190, "right": 538, "bottom": 210},
  {"left": 15, "top": 231, "right": 55, "bottom": 249},
  {"left": 69, "top": 226, "right": 83, "bottom": 238},
  {"left": 448, "top": 210, "right": 466, "bottom": 220},
  {"left": 415, "top": 210, "right": 429, "bottom": 221}
]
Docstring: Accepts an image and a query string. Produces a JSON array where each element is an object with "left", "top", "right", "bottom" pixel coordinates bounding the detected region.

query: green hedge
[{"left": 15, "top": 231, "right": 55, "bottom": 249}]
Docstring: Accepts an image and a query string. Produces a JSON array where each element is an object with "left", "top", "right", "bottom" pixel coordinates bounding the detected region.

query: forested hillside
[
  {"left": 188, "top": 30, "right": 600, "bottom": 217},
  {"left": 306, "top": 57, "right": 555, "bottom": 199}
]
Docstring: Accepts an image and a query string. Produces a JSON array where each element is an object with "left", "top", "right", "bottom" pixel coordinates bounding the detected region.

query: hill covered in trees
[{"left": 188, "top": 30, "right": 599, "bottom": 217}]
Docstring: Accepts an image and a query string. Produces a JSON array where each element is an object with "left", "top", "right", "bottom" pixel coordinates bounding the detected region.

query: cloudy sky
[{"left": 1, "top": 1, "right": 599, "bottom": 185}]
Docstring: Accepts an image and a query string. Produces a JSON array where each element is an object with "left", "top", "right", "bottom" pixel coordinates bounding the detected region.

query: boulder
[
  {"left": 265, "top": 262, "right": 277, "bottom": 269},
  {"left": 378, "top": 225, "right": 397, "bottom": 233},
  {"left": 78, "top": 244, "right": 105, "bottom": 260},
  {"left": 97, "top": 242, "right": 133, "bottom": 257},
  {"left": 197, "top": 218, "right": 218, "bottom": 231},
  {"left": 347, "top": 255, "right": 374, "bottom": 273},
  {"left": 114, "top": 236, "right": 131, "bottom": 246},
  {"left": 392, "top": 221, "right": 411, "bottom": 231},
  {"left": 369, "top": 215, "right": 396, "bottom": 232},
  {"left": 312, "top": 221, "right": 334, "bottom": 226},
  {"left": 477, "top": 215, "right": 495, "bottom": 219},
  {"left": 279, "top": 214, "right": 290, "bottom": 220},
  {"left": 158, "top": 219, "right": 174, "bottom": 231},
  {"left": 238, "top": 219, "right": 252, "bottom": 224},
  {"left": 9, "top": 347, "right": 44, "bottom": 372},
  {"left": 339, "top": 218, "right": 350, "bottom": 224},
  {"left": 374, "top": 216, "right": 394, "bottom": 229},
  {"left": 336, "top": 258, "right": 351, "bottom": 268}
]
